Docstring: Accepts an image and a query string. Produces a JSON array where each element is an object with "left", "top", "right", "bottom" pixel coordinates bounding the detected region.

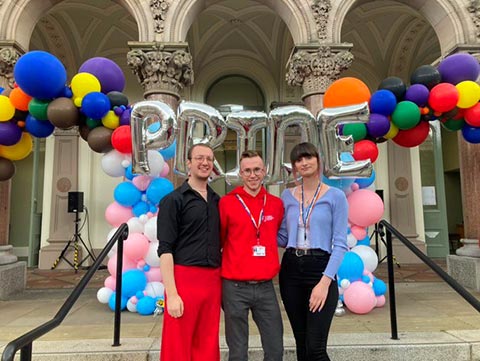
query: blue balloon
[
  {"left": 146, "top": 178, "right": 174, "bottom": 204},
  {"left": 373, "top": 278, "right": 387, "bottom": 296},
  {"left": 337, "top": 252, "right": 364, "bottom": 282},
  {"left": 462, "top": 125, "right": 480, "bottom": 144},
  {"left": 14, "top": 51, "right": 67, "bottom": 99},
  {"left": 124, "top": 165, "right": 137, "bottom": 180},
  {"left": 137, "top": 296, "right": 157, "bottom": 315},
  {"left": 369, "top": 89, "right": 397, "bottom": 116},
  {"left": 113, "top": 181, "right": 142, "bottom": 206},
  {"left": 355, "top": 169, "right": 376, "bottom": 189},
  {"left": 356, "top": 234, "right": 371, "bottom": 246},
  {"left": 25, "top": 115, "right": 55, "bottom": 138},
  {"left": 132, "top": 201, "right": 150, "bottom": 217},
  {"left": 81, "top": 92, "right": 111, "bottom": 119},
  {"left": 59, "top": 86, "right": 73, "bottom": 99},
  {"left": 159, "top": 140, "right": 176, "bottom": 161},
  {"left": 322, "top": 175, "right": 354, "bottom": 191},
  {"left": 108, "top": 293, "right": 127, "bottom": 311},
  {"left": 362, "top": 275, "right": 371, "bottom": 283},
  {"left": 122, "top": 269, "right": 147, "bottom": 298}
]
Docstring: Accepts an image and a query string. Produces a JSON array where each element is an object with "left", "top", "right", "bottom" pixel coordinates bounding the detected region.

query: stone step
[{"left": 4, "top": 331, "right": 479, "bottom": 361}]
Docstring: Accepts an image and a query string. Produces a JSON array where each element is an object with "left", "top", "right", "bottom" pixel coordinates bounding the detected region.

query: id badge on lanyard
[{"left": 236, "top": 194, "right": 267, "bottom": 257}]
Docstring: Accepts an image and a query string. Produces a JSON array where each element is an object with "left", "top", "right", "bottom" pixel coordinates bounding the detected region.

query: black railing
[
  {"left": 379, "top": 219, "right": 480, "bottom": 340},
  {"left": 1, "top": 223, "right": 129, "bottom": 361}
]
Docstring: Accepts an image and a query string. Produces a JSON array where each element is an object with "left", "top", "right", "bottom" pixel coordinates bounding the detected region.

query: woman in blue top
[{"left": 278, "top": 142, "right": 349, "bottom": 361}]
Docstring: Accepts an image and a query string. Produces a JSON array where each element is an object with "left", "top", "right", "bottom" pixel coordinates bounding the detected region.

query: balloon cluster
[
  {"left": 97, "top": 215, "right": 165, "bottom": 315},
  {"left": 0, "top": 50, "right": 131, "bottom": 181}
]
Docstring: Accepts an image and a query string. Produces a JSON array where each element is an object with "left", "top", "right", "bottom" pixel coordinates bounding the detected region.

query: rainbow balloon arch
[{"left": 0, "top": 50, "right": 478, "bottom": 315}]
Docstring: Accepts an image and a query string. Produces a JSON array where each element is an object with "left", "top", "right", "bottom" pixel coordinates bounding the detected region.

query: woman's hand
[
  {"left": 167, "top": 293, "right": 184, "bottom": 318},
  {"left": 309, "top": 276, "right": 332, "bottom": 312}
]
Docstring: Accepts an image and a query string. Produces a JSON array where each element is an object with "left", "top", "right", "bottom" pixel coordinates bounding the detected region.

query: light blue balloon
[
  {"left": 114, "top": 181, "right": 142, "bottom": 206},
  {"left": 159, "top": 140, "right": 176, "bottom": 161},
  {"left": 146, "top": 178, "right": 174, "bottom": 204},
  {"left": 373, "top": 278, "right": 387, "bottom": 296},
  {"left": 137, "top": 296, "right": 157, "bottom": 315},
  {"left": 355, "top": 169, "right": 376, "bottom": 189},
  {"left": 124, "top": 165, "right": 137, "bottom": 180},
  {"left": 121, "top": 269, "right": 147, "bottom": 298},
  {"left": 337, "top": 252, "right": 364, "bottom": 282},
  {"left": 356, "top": 234, "right": 371, "bottom": 246},
  {"left": 108, "top": 293, "right": 127, "bottom": 311},
  {"left": 132, "top": 201, "right": 150, "bottom": 217}
]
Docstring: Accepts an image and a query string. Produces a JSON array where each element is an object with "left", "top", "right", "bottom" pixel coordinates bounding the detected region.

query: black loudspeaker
[
  {"left": 375, "top": 189, "right": 384, "bottom": 202},
  {"left": 68, "top": 191, "right": 84, "bottom": 213}
]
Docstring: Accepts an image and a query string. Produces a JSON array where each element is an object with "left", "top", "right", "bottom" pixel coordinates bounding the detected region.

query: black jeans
[{"left": 279, "top": 250, "right": 338, "bottom": 361}]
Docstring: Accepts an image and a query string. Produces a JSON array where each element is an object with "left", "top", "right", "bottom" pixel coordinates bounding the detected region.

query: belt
[
  {"left": 225, "top": 279, "right": 270, "bottom": 285},
  {"left": 285, "top": 248, "right": 329, "bottom": 257}
]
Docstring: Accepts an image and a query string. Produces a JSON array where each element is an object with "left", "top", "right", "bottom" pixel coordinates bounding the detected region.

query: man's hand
[{"left": 167, "top": 293, "right": 184, "bottom": 318}]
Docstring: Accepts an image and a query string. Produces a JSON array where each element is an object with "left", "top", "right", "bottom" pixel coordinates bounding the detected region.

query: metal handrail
[
  {"left": 378, "top": 219, "right": 480, "bottom": 340},
  {"left": 1, "top": 223, "right": 129, "bottom": 361}
]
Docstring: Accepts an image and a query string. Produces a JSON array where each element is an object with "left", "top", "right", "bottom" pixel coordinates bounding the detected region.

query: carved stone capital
[
  {"left": 311, "top": 0, "right": 331, "bottom": 41},
  {"left": 286, "top": 44, "right": 354, "bottom": 96},
  {"left": 127, "top": 42, "right": 193, "bottom": 98},
  {"left": 150, "top": 0, "right": 169, "bottom": 34},
  {"left": 467, "top": 1, "right": 480, "bottom": 39},
  {"left": 0, "top": 41, "right": 24, "bottom": 89}
]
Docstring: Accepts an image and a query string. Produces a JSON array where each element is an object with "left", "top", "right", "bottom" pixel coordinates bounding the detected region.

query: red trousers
[{"left": 160, "top": 265, "right": 221, "bottom": 361}]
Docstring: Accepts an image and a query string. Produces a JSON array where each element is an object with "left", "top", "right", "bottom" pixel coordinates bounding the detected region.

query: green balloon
[
  {"left": 391, "top": 101, "right": 421, "bottom": 130},
  {"left": 28, "top": 98, "right": 50, "bottom": 120},
  {"left": 442, "top": 118, "right": 465, "bottom": 131},
  {"left": 342, "top": 123, "right": 367, "bottom": 142},
  {"left": 86, "top": 117, "right": 102, "bottom": 129}
]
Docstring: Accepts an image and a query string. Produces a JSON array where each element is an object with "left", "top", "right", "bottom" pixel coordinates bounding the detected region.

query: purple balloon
[
  {"left": 438, "top": 53, "right": 480, "bottom": 85},
  {"left": 78, "top": 57, "right": 126, "bottom": 94},
  {"left": 366, "top": 113, "right": 390, "bottom": 138},
  {"left": 405, "top": 84, "right": 429, "bottom": 107},
  {"left": 0, "top": 121, "right": 22, "bottom": 146},
  {"left": 119, "top": 108, "right": 131, "bottom": 126}
]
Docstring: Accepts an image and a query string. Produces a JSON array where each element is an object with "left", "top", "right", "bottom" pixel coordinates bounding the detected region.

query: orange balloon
[
  {"left": 324, "top": 77, "right": 371, "bottom": 108},
  {"left": 9, "top": 87, "right": 32, "bottom": 111}
]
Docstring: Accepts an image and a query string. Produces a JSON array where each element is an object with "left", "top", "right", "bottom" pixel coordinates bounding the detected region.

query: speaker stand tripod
[
  {"left": 51, "top": 211, "right": 97, "bottom": 272},
  {"left": 372, "top": 223, "right": 401, "bottom": 267}
]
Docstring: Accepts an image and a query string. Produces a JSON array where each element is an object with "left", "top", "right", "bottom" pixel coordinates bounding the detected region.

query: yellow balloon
[
  {"left": 0, "top": 132, "right": 33, "bottom": 160},
  {"left": 456, "top": 81, "right": 480, "bottom": 109},
  {"left": 0, "top": 95, "right": 15, "bottom": 122},
  {"left": 102, "top": 110, "right": 119, "bottom": 129},
  {"left": 384, "top": 121, "right": 399, "bottom": 139},
  {"left": 71, "top": 73, "right": 101, "bottom": 100}
]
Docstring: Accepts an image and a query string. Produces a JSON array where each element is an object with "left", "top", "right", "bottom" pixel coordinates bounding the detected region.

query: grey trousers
[{"left": 222, "top": 278, "right": 284, "bottom": 361}]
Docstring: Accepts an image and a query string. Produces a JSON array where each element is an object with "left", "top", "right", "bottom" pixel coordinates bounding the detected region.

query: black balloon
[
  {"left": 0, "top": 157, "right": 15, "bottom": 181},
  {"left": 378, "top": 77, "right": 406, "bottom": 101},
  {"left": 410, "top": 65, "right": 441, "bottom": 89},
  {"left": 14, "top": 109, "right": 29, "bottom": 121},
  {"left": 107, "top": 91, "right": 129, "bottom": 107}
]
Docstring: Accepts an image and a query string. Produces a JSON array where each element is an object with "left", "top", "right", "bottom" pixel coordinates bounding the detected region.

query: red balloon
[
  {"left": 393, "top": 121, "right": 430, "bottom": 147},
  {"left": 464, "top": 103, "right": 480, "bottom": 127},
  {"left": 111, "top": 125, "right": 132, "bottom": 154},
  {"left": 428, "top": 83, "right": 459, "bottom": 113},
  {"left": 353, "top": 140, "right": 379, "bottom": 163}
]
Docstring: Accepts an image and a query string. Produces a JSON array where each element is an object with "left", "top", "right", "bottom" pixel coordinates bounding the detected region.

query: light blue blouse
[{"left": 278, "top": 186, "right": 349, "bottom": 279}]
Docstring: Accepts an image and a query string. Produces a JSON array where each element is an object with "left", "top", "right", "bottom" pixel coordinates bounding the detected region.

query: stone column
[
  {"left": 127, "top": 42, "right": 193, "bottom": 186},
  {"left": 286, "top": 44, "right": 354, "bottom": 116}
]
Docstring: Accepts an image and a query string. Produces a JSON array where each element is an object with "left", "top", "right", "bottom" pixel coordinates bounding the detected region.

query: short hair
[
  {"left": 187, "top": 143, "right": 214, "bottom": 160},
  {"left": 240, "top": 150, "right": 262, "bottom": 162},
  {"left": 290, "top": 142, "right": 319, "bottom": 164}
]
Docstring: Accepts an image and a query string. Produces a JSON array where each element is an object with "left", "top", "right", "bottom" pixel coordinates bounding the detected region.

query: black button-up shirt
[{"left": 157, "top": 180, "right": 221, "bottom": 268}]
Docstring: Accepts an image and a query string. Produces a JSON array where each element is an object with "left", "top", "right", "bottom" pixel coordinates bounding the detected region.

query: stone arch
[
  {"left": 163, "top": 0, "right": 316, "bottom": 44},
  {"left": 0, "top": 0, "right": 147, "bottom": 50},
  {"left": 332, "top": 0, "right": 474, "bottom": 54},
  {"left": 191, "top": 55, "right": 278, "bottom": 108}
]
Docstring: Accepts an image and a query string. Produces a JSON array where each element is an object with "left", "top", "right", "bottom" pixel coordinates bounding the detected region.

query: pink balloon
[
  {"left": 107, "top": 253, "right": 137, "bottom": 276},
  {"left": 129, "top": 295, "right": 138, "bottom": 305},
  {"left": 343, "top": 281, "right": 377, "bottom": 314},
  {"left": 145, "top": 267, "right": 162, "bottom": 283},
  {"left": 375, "top": 295, "right": 386, "bottom": 308},
  {"left": 105, "top": 202, "right": 134, "bottom": 227},
  {"left": 160, "top": 162, "right": 170, "bottom": 177},
  {"left": 348, "top": 189, "right": 384, "bottom": 227},
  {"left": 104, "top": 276, "right": 116, "bottom": 290},
  {"left": 132, "top": 175, "right": 152, "bottom": 191},
  {"left": 124, "top": 233, "right": 150, "bottom": 261},
  {"left": 350, "top": 225, "right": 367, "bottom": 240}
]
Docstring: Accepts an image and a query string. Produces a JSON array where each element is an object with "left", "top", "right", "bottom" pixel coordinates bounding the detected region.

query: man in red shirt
[{"left": 220, "top": 150, "right": 284, "bottom": 361}]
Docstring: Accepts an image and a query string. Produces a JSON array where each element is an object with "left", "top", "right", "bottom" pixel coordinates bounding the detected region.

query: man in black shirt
[{"left": 157, "top": 143, "right": 221, "bottom": 361}]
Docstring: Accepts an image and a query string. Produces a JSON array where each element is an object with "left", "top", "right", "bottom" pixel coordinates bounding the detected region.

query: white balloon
[
  {"left": 144, "top": 216, "right": 158, "bottom": 242},
  {"left": 97, "top": 287, "right": 113, "bottom": 304},
  {"left": 351, "top": 245, "right": 379, "bottom": 273},
  {"left": 147, "top": 151, "right": 165, "bottom": 177},
  {"left": 101, "top": 150, "right": 127, "bottom": 177},
  {"left": 126, "top": 299, "right": 137, "bottom": 313},
  {"left": 145, "top": 241, "right": 160, "bottom": 267},
  {"left": 340, "top": 279, "right": 350, "bottom": 289},
  {"left": 127, "top": 217, "right": 145, "bottom": 234},
  {"left": 347, "top": 233, "right": 358, "bottom": 248},
  {"left": 145, "top": 282, "right": 165, "bottom": 298}
]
